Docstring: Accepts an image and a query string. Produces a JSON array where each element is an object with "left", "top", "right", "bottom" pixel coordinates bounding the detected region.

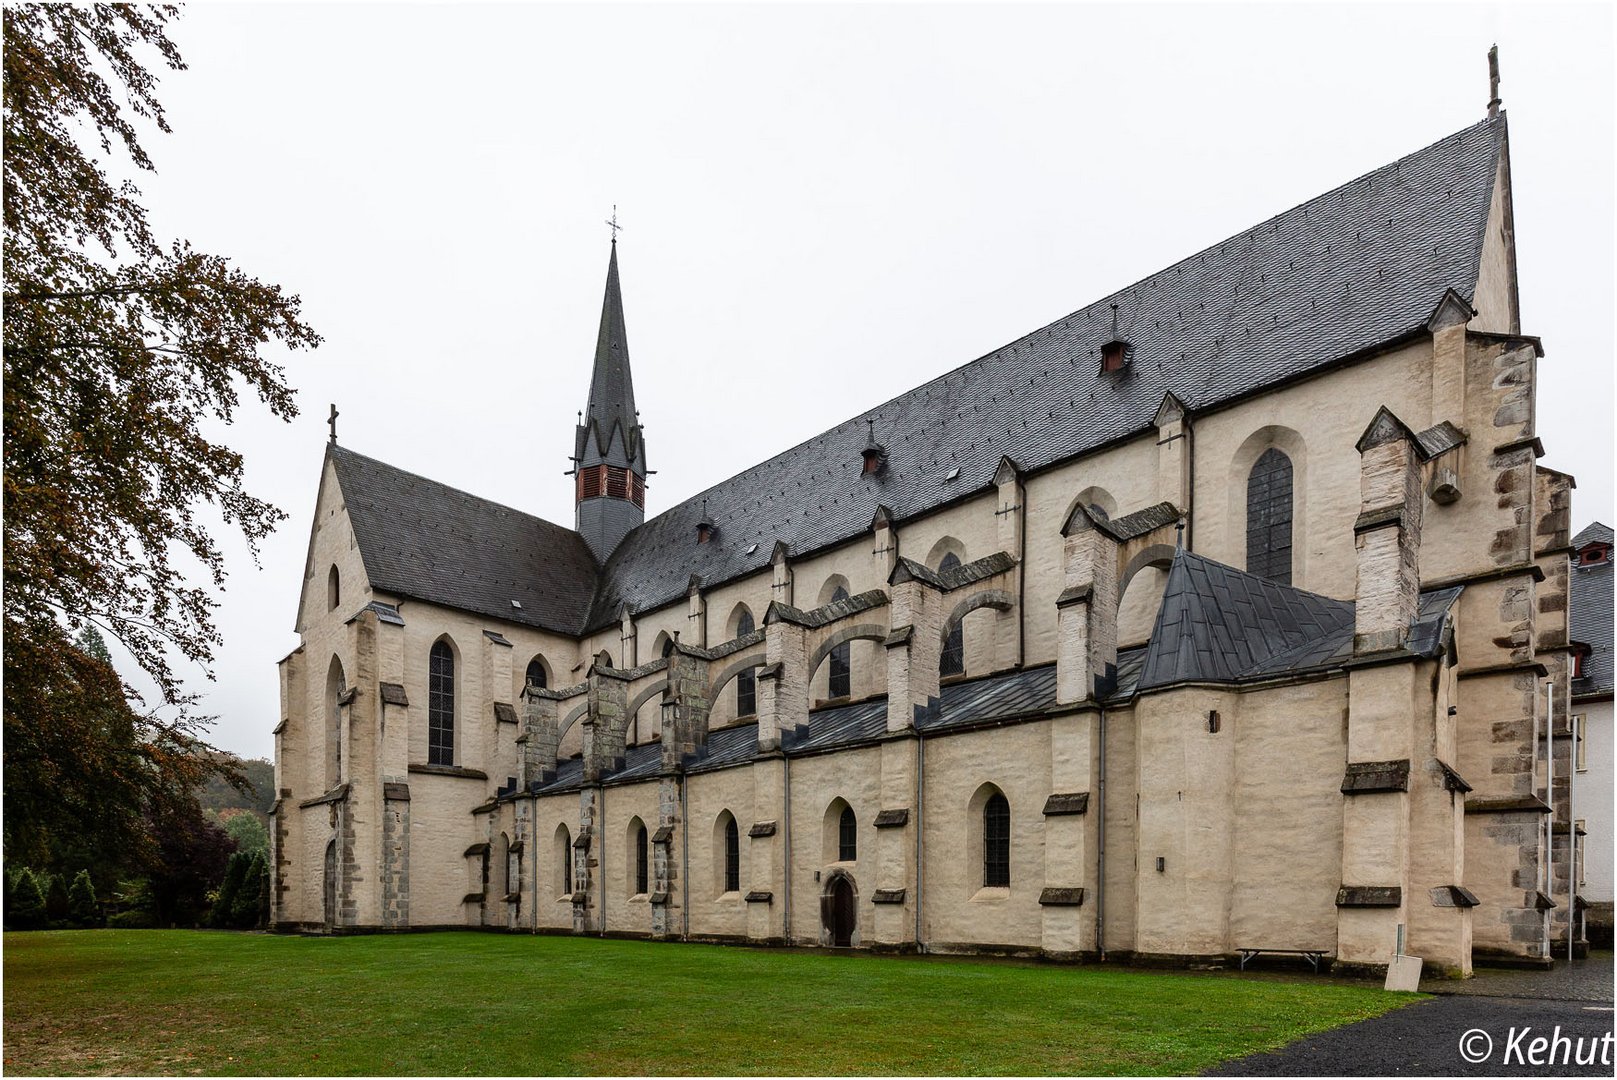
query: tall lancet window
[
  {"left": 735, "top": 608, "right": 757, "bottom": 717},
  {"left": 938, "top": 552, "right": 964, "bottom": 677},
  {"left": 1246, "top": 448, "right": 1293, "bottom": 585},
  {"left": 829, "top": 586, "right": 851, "bottom": 699},
  {"left": 428, "top": 640, "right": 455, "bottom": 766}
]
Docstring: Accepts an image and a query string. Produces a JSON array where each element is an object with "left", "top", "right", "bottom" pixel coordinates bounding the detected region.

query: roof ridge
[{"left": 329, "top": 443, "right": 577, "bottom": 536}]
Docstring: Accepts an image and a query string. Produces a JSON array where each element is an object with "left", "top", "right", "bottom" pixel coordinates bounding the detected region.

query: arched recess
[
  {"left": 558, "top": 701, "right": 590, "bottom": 742},
  {"left": 1227, "top": 426, "right": 1308, "bottom": 588},
  {"left": 427, "top": 636, "right": 459, "bottom": 767},
  {"left": 626, "top": 678, "right": 670, "bottom": 745},
  {"left": 967, "top": 783, "right": 1011, "bottom": 892},
  {"left": 554, "top": 823, "right": 573, "bottom": 896},
  {"left": 651, "top": 631, "right": 675, "bottom": 660},
  {"left": 327, "top": 565, "right": 341, "bottom": 612},
  {"left": 924, "top": 536, "right": 967, "bottom": 570},
  {"left": 1118, "top": 544, "right": 1176, "bottom": 648},
  {"left": 325, "top": 655, "right": 346, "bottom": 789},
  {"left": 713, "top": 810, "right": 740, "bottom": 896},
  {"left": 1062, "top": 486, "right": 1118, "bottom": 527},
  {"left": 940, "top": 587, "right": 1014, "bottom": 680},
  {"left": 627, "top": 817, "right": 648, "bottom": 897},
  {"left": 728, "top": 605, "right": 758, "bottom": 719},
  {"left": 816, "top": 575, "right": 852, "bottom": 607},
  {"left": 495, "top": 832, "right": 510, "bottom": 898},
  {"left": 822, "top": 797, "right": 857, "bottom": 865},
  {"left": 524, "top": 655, "right": 550, "bottom": 690}
]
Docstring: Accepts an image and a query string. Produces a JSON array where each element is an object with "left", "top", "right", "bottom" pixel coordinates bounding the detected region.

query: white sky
[{"left": 118, "top": 2, "right": 1612, "bottom": 760}]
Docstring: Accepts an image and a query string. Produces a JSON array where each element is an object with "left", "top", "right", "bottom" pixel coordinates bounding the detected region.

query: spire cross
[
  {"left": 327, "top": 403, "right": 339, "bottom": 444},
  {"left": 606, "top": 205, "right": 622, "bottom": 243}
]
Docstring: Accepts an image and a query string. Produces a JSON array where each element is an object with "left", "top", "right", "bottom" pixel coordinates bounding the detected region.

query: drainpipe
[
  {"left": 599, "top": 783, "right": 608, "bottom": 938},
  {"left": 531, "top": 793, "right": 540, "bottom": 934},
  {"left": 680, "top": 772, "right": 690, "bottom": 940},
  {"left": 1544, "top": 681, "right": 1554, "bottom": 959},
  {"left": 914, "top": 730, "right": 926, "bottom": 952},
  {"left": 1096, "top": 704, "right": 1107, "bottom": 962},
  {"left": 1568, "top": 710, "right": 1578, "bottom": 962},
  {"left": 783, "top": 753, "right": 793, "bottom": 944}
]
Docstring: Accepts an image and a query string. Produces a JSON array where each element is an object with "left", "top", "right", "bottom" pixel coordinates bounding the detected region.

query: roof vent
[
  {"left": 1101, "top": 303, "right": 1130, "bottom": 373},
  {"left": 862, "top": 418, "right": 887, "bottom": 476},
  {"left": 944, "top": 467, "right": 960, "bottom": 482},
  {"left": 510, "top": 600, "right": 523, "bottom": 610},
  {"left": 696, "top": 498, "right": 715, "bottom": 544}
]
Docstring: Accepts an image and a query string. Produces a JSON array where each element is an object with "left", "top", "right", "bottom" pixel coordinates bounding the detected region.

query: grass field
[{"left": 3, "top": 930, "right": 1414, "bottom": 1076}]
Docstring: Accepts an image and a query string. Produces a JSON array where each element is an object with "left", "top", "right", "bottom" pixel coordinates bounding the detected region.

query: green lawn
[{"left": 3, "top": 930, "right": 1414, "bottom": 1076}]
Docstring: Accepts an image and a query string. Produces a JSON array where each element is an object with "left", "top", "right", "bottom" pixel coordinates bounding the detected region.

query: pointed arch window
[
  {"left": 736, "top": 609, "right": 757, "bottom": 716},
  {"left": 327, "top": 565, "right": 341, "bottom": 611},
  {"left": 632, "top": 820, "right": 649, "bottom": 896},
  {"left": 428, "top": 640, "right": 455, "bottom": 766},
  {"left": 1246, "top": 448, "right": 1293, "bottom": 585},
  {"left": 983, "top": 793, "right": 1010, "bottom": 887},
  {"left": 724, "top": 816, "right": 741, "bottom": 893},
  {"left": 525, "top": 658, "right": 547, "bottom": 690},
  {"left": 839, "top": 805, "right": 857, "bottom": 862},
  {"left": 557, "top": 825, "right": 573, "bottom": 895},
  {"left": 938, "top": 552, "right": 965, "bottom": 676},
  {"left": 829, "top": 586, "right": 851, "bottom": 698}
]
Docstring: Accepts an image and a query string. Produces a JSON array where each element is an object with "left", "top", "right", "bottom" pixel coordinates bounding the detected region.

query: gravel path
[{"left": 1208, "top": 954, "right": 1614, "bottom": 1076}]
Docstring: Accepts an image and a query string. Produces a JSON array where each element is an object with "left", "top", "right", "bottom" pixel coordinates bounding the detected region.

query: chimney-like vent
[
  {"left": 696, "top": 498, "right": 714, "bottom": 544},
  {"left": 1101, "top": 303, "right": 1130, "bottom": 373},
  {"left": 862, "top": 418, "right": 886, "bottom": 475}
]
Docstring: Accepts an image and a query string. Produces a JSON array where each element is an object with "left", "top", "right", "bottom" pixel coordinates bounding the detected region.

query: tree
[
  {"left": 220, "top": 812, "right": 268, "bottom": 858},
  {"left": 209, "top": 849, "right": 248, "bottom": 928},
  {"left": 8, "top": 868, "right": 47, "bottom": 930},
  {"left": 229, "top": 853, "right": 267, "bottom": 929},
  {"left": 3, "top": 6, "right": 317, "bottom": 867},
  {"left": 44, "top": 870, "right": 71, "bottom": 924},
  {"left": 67, "top": 869, "right": 100, "bottom": 927},
  {"left": 146, "top": 801, "right": 235, "bottom": 927}
]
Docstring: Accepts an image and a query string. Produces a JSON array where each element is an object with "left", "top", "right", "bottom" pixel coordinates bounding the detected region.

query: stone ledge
[
  {"left": 1043, "top": 792, "right": 1090, "bottom": 816},
  {"left": 464, "top": 842, "right": 489, "bottom": 857},
  {"left": 1038, "top": 887, "right": 1085, "bottom": 907},
  {"left": 1430, "top": 885, "right": 1480, "bottom": 908},
  {"left": 871, "top": 888, "right": 906, "bottom": 905},
  {"left": 382, "top": 782, "right": 410, "bottom": 802},
  {"left": 748, "top": 821, "right": 777, "bottom": 838},
  {"left": 1340, "top": 759, "right": 1410, "bottom": 795},
  {"left": 1464, "top": 794, "right": 1551, "bottom": 814},
  {"left": 652, "top": 825, "right": 675, "bottom": 843},
  {"left": 493, "top": 702, "right": 518, "bottom": 725},
  {"left": 462, "top": 892, "right": 485, "bottom": 904},
  {"left": 336, "top": 686, "right": 360, "bottom": 707},
  {"left": 744, "top": 890, "right": 773, "bottom": 904},
  {"left": 379, "top": 682, "right": 409, "bottom": 707},
  {"left": 873, "top": 809, "right": 909, "bottom": 829},
  {"left": 1436, "top": 760, "right": 1472, "bottom": 793},
  {"left": 1336, "top": 885, "right": 1401, "bottom": 907},
  {"left": 298, "top": 782, "right": 350, "bottom": 809},
  {"left": 408, "top": 763, "right": 489, "bottom": 781},
  {"left": 1056, "top": 584, "right": 1093, "bottom": 609}
]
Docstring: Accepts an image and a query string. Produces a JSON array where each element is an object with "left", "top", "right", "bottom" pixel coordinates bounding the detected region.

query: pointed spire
[{"left": 576, "top": 240, "right": 644, "bottom": 473}]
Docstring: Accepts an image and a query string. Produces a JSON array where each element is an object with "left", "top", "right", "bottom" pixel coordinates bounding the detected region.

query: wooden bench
[{"left": 1237, "top": 948, "right": 1327, "bottom": 972}]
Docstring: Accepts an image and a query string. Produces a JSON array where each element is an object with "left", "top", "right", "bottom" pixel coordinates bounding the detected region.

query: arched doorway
[
  {"left": 322, "top": 839, "right": 337, "bottom": 929},
  {"left": 823, "top": 874, "right": 856, "bottom": 947}
]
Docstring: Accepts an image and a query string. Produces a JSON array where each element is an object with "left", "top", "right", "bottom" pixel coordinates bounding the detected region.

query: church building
[{"left": 272, "top": 103, "right": 1583, "bottom": 974}]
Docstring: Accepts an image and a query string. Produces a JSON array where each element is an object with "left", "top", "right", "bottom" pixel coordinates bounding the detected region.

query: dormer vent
[
  {"left": 1101, "top": 303, "right": 1130, "bottom": 373},
  {"left": 862, "top": 418, "right": 887, "bottom": 475},
  {"left": 696, "top": 498, "right": 715, "bottom": 544}
]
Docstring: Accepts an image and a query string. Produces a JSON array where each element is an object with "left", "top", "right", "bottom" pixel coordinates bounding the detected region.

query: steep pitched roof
[
  {"left": 322, "top": 116, "right": 1508, "bottom": 636},
  {"left": 328, "top": 445, "right": 598, "bottom": 635},
  {"left": 1571, "top": 521, "right": 1613, "bottom": 699},
  {"left": 588, "top": 115, "right": 1507, "bottom": 629}
]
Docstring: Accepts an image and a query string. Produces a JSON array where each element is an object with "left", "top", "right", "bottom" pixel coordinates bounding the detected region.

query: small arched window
[
  {"left": 556, "top": 825, "right": 573, "bottom": 895},
  {"left": 428, "top": 640, "right": 455, "bottom": 766},
  {"left": 736, "top": 608, "right": 757, "bottom": 716},
  {"left": 724, "top": 816, "right": 740, "bottom": 893},
  {"left": 829, "top": 586, "right": 851, "bottom": 698},
  {"left": 1246, "top": 448, "right": 1293, "bottom": 585},
  {"left": 327, "top": 565, "right": 341, "bottom": 611},
  {"left": 525, "top": 657, "right": 547, "bottom": 690},
  {"left": 839, "top": 805, "right": 857, "bottom": 862},
  {"left": 938, "top": 552, "right": 964, "bottom": 677},
  {"left": 630, "top": 819, "right": 648, "bottom": 896},
  {"left": 983, "top": 793, "right": 1010, "bottom": 887}
]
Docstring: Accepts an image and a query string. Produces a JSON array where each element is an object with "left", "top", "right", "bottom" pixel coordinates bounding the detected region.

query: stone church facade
[{"left": 272, "top": 109, "right": 1583, "bottom": 975}]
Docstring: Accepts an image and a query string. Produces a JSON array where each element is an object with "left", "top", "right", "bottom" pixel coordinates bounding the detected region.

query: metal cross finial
[
  {"left": 327, "top": 403, "right": 339, "bottom": 444},
  {"left": 1175, "top": 518, "right": 1186, "bottom": 549},
  {"left": 1487, "top": 45, "right": 1501, "bottom": 119},
  {"left": 606, "top": 205, "right": 622, "bottom": 243}
]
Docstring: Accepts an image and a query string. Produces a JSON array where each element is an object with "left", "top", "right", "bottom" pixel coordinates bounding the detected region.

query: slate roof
[
  {"left": 328, "top": 445, "right": 598, "bottom": 636},
  {"left": 1571, "top": 522, "right": 1613, "bottom": 700},
  {"left": 325, "top": 116, "right": 1507, "bottom": 637},
  {"left": 1135, "top": 549, "right": 1461, "bottom": 691}
]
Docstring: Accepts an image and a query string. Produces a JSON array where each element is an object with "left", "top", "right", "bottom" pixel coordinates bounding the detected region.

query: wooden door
[{"left": 831, "top": 877, "right": 855, "bottom": 947}]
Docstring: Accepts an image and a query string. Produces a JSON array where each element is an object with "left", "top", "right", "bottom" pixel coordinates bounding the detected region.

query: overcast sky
[{"left": 117, "top": 2, "right": 1612, "bottom": 761}]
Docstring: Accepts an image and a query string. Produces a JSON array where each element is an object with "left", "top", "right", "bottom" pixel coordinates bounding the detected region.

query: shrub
[
  {"left": 45, "top": 872, "right": 71, "bottom": 925},
  {"left": 9, "top": 869, "right": 47, "bottom": 930},
  {"left": 229, "top": 854, "right": 266, "bottom": 929},
  {"left": 67, "top": 870, "right": 100, "bottom": 927},
  {"left": 210, "top": 851, "right": 249, "bottom": 928},
  {"left": 107, "top": 908, "right": 156, "bottom": 929}
]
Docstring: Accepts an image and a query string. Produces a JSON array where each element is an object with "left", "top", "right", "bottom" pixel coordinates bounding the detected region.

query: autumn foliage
[{"left": 2, "top": 6, "right": 319, "bottom": 870}]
